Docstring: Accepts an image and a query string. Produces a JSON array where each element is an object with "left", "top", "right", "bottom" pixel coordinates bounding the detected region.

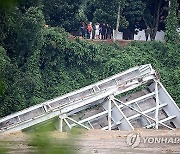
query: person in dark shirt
[
  {"left": 145, "top": 26, "right": 150, "bottom": 41},
  {"left": 106, "top": 24, "right": 112, "bottom": 39},
  {"left": 101, "top": 23, "right": 106, "bottom": 40},
  {"left": 80, "top": 22, "right": 86, "bottom": 38},
  {"left": 109, "top": 25, "right": 113, "bottom": 39}
]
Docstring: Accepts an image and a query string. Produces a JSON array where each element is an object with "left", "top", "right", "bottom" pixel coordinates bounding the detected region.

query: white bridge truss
[{"left": 0, "top": 64, "right": 180, "bottom": 133}]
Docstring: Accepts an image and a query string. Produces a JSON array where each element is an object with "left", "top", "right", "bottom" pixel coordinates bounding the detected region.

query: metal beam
[
  {"left": 59, "top": 117, "right": 63, "bottom": 132},
  {"left": 108, "top": 98, "right": 112, "bottom": 130},
  {"left": 70, "top": 110, "right": 109, "bottom": 128},
  {"left": 154, "top": 80, "right": 160, "bottom": 129},
  {"left": 64, "top": 118, "right": 71, "bottom": 129},
  {"left": 119, "top": 92, "right": 155, "bottom": 108},
  {"left": 114, "top": 98, "right": 175, "bottom": 130},
  {"left": 127, "top": 103, "right": 167, "bottom": 120},
  {"left": 111, "top": 99, "right": 134, "bottom": 130},
  {"left": 102, "top": 121, "right": 121, "bottom": 130},
  {"left": 66, "top": 117, "right": 90, "bottom": 130},
  {"left": 145, "top": 116, "right": 176, "bottom": 129}
]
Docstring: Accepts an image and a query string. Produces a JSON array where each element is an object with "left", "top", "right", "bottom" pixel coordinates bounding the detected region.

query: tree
[
  {"left": 0, "top": 46, "right": 9, "bottom": 95},
  {"left": 122, "top": 0, "right": 168, "bottom": 40},
  {"left": 0, "top": 5, "right": 46, "bottom": 115},
  {"left": 16, "top": 7, "right": 45, "bottom": 66},
  {"left": 0, "top": 0, "right": 19, "bottom": 9},
  {"left": 92, "top": 0, "right": 128, "bottom": 29},
  {"left": 165, "top": 0, "right": 179, "bottom": 43},
  {"left": 142, "top": 0, "right": 168, "bottom": 40},
  {"left": 43, "top": 0, "right": 83, "bottom": 33},
  {"left": 83, "top": 0, "right": 96, "bottom": 22},
  {"left": 123, "top": 0, "right": 146, "bottom": 39},
  {"left": 18, "top": 0, "right": 43, "bottom": 13},
  {"left": 0, "top": 0, "right": 20, "bottom": 46}
]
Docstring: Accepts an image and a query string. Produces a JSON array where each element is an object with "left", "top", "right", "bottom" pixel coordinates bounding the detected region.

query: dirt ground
[
  {"left": 1, "top": 128, "right": 180, "bottom": 154},
  {"left": 69, "top": 35, "right": 136, "bottom": 47},
  {"left": 87, "top": 39, "right": 133, "bottom": 47}
]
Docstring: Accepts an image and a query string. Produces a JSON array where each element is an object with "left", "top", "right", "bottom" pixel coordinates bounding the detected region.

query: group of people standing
[{"left": 80, "top": 22, "right": 113, "bottom": 40}]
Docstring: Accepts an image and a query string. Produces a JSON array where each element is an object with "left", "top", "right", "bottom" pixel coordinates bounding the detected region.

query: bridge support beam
[{"left": 108, "top": 97, "right": 112, "bottom": 130}]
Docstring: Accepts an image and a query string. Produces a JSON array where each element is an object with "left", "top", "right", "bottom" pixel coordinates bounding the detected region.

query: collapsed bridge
[{"left": 0, "top": 64, "right": 180, "bottom": 133}]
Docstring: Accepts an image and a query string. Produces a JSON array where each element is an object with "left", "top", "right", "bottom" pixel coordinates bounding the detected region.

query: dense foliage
[
  {"left": 165, "top": 0, "right": 179, "bottom": 44},
  {"left": 43, "top": 0, "right": 83, "bottom": 33},
  {"left": 0, "top": 0, "right": 179, "bottom": 117}
]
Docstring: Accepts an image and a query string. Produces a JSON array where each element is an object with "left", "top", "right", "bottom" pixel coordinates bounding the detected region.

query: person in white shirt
[{"left": 95, "top": 23, "right": 100, "bottom": 39}]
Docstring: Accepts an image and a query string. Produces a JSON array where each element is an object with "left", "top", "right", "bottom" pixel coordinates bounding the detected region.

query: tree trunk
[
  {"left": 143, "top": 0, "right": 162, "bottom": 41},
  {"left": 114, "top": 4, "right": 121, "bottom": 42},
  {"left": 150, "top": 0, "right": 162, "bottom": 40}
]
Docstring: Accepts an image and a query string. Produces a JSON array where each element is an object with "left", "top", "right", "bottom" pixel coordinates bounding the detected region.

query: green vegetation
[
  {"left": 43, "top": 0, "right": 83, "bottom": 33},
  {"left": 29, "top": 132, "right": 77, "bottom": 154},
  {"left": 165, "top": 0, "right": 179, "bottom": 44},
  {"left": 0, "top": 0, "right": 179, "bottom": 118}
]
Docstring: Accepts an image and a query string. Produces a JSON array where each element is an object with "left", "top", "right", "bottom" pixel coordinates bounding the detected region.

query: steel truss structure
[{"left": 0, "top": 64, "right": 180, "bottom": 133}]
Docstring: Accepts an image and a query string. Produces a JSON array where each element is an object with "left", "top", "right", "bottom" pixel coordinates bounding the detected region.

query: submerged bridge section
[{"left": 0, "top": 64, "right": 180, "bottom": 133}]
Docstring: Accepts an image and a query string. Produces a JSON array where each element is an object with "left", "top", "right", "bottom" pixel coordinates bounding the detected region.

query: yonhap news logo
[
  {"left": 126, "top": 133, "right": 141, "bottom": 148},
  {"left": 126, "top": 132, "right": 180, "bottom": 148}
]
